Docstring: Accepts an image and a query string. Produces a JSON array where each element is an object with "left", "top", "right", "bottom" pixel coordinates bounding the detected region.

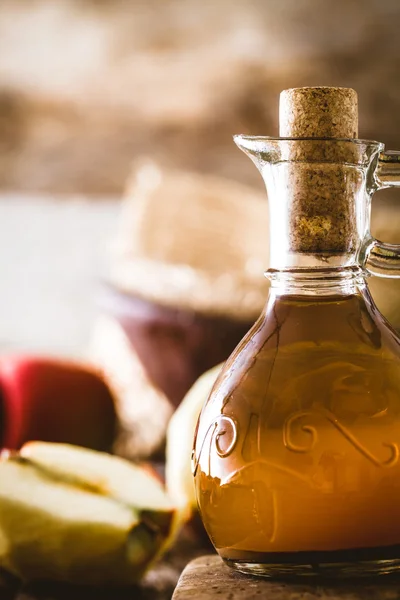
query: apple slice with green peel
[
  {"left": 20, "top": 442, "right": 173, "bottom": 513},
  {"left": 20, "top": 442, "right": 178, "bottom": 546},
  {"left": 0, "top": 448, "right": 177, "bottom": 585}
]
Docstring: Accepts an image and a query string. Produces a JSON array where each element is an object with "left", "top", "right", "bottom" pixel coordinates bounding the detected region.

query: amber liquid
[{"left": 193, "top": 287, "right": 400, "bottom": 573}]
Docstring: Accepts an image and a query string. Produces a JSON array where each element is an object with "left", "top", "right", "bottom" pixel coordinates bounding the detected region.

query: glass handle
[{"left": 364, "top": 151, "right": 400, "bottom": 278}]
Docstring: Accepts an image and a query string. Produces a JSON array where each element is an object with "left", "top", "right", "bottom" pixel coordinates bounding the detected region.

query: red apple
[{"left": 0, "top": 356, "right": 116, "bottom": 451}]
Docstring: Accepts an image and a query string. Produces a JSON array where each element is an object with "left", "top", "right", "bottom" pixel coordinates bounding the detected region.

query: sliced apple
[
  {"left": 20, "top": 442, "right": 172, "bottom": 514},
  {"left": 165, "top": 363, "right": 222, "bottom": 522},
  {"left": 0, "top": 446, "right": 177, "bottom": 585}
]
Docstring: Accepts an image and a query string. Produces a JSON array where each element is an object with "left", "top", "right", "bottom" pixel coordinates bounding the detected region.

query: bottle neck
[
  {"left": 233, "top": 138, "right": 381, "bottom": 275},
  {"left": 266, "top": 266, "right": 367, "bottom": 297},
  {"left": 262, "top": 159, "right": 373, "bottom": 272}
]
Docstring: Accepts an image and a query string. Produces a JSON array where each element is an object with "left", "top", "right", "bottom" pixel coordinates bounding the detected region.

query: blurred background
[
  {"left": 0, "top": 4, "right": 400, "bottom": 594},
  {"left": 0, "top": 0, "right": 399, "bottom": 356}
]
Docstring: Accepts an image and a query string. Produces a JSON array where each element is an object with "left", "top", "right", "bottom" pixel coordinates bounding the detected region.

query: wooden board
[{"left": 172, "top": 555, "right": 400, "bottom": 599}]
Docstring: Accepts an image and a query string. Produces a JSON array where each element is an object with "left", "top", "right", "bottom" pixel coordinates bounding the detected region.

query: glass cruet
[{"left": 192, "top": 87, "right": 400, "bottom": 577}]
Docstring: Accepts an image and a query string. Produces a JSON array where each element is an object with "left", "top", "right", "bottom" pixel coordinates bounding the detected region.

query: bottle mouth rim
[
  {"left": 234, "top": 135, "right": 384, "bottom": 149},
  {"left": 234, "top": 136, "right": 384, "bottom": 166}
]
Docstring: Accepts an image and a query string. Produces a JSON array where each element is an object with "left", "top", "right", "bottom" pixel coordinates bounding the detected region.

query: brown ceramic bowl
[{"left": 98, "top": 284, "right": 257, "bottom": 409}]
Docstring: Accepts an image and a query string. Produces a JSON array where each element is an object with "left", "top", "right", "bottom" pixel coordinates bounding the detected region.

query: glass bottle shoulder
[{"left": 201, "top": 288, "right": 400, "bottom": 422}]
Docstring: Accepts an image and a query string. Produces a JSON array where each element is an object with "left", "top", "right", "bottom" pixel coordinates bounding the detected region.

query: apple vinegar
[{"left": 194, "top": 292, "right": 400, "bottom": 571}]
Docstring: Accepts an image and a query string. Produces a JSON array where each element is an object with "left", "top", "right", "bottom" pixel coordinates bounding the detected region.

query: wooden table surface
[
  {"left": 5, "top": 542, "right": 400, "bottom": 600},
  {"left": 173, "top": 555, "right": 400, "bottom": 600}
]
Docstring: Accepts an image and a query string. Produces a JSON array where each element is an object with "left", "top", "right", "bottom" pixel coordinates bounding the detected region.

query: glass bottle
[{"left": 193, "top": 91, "right": 400, "bottom": 577}]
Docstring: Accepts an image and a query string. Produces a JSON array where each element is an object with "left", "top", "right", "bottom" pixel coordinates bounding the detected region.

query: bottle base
[{"left": 222, "top": 546, "right": 400, "bottom": 578}]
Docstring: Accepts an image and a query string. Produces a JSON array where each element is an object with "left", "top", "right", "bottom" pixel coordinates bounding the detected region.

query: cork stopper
[
  {"left": 279, "top": 87, "right": 358, "bottom": 139},
  {"left": 274, "top": 87, "right": 362, "bottom": 258}
]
